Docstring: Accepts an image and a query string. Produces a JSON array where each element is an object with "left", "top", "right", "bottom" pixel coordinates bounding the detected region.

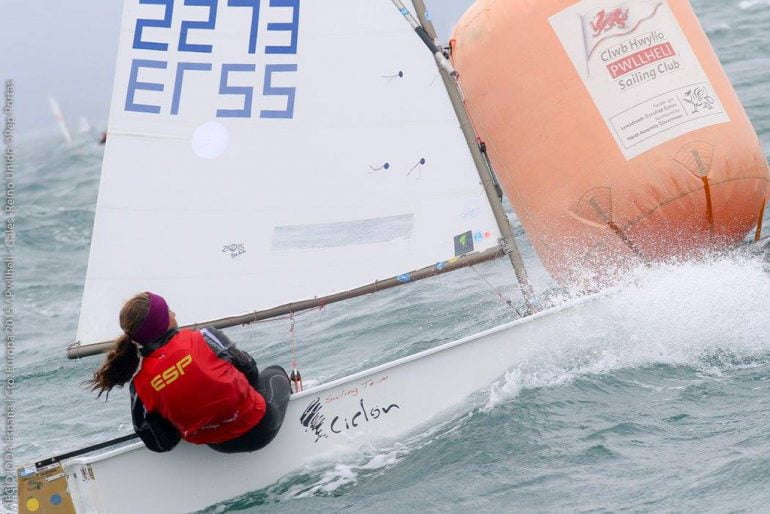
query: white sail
[
  {"left": 77, "top": 0, "right": 502, "bottom": 345},
  {"left": 48, "top": 95, "right": 73, "bottom": 146},
  {"left": 79, "top": 116, "right": 92, "bottom": 134}
]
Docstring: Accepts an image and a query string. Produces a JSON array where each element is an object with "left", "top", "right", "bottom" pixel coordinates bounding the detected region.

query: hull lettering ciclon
[
  {"left": 451, "top": 0, "right": 769, "bottom": 279},
  {"left": 300, "top": 397, "right": 401, "bottom": 442}
]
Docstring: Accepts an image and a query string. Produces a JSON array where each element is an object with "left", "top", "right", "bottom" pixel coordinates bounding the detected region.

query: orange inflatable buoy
[{"left": 451, "top": 0, "right": 769, "bottom": 281}]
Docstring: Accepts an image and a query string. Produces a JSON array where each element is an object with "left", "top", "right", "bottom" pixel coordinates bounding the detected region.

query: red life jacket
[{"left": 132, "top": 330, "right": 266, "bottom": 444}]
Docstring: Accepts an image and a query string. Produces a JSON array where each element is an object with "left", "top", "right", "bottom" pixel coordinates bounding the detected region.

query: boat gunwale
[{"left": 60, "top": 290, "right": 606, "bottom": 467}]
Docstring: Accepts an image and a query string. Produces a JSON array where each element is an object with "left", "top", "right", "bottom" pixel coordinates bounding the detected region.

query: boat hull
[{"left": 20, "top": 294, "right": 607, "bottom": 513}]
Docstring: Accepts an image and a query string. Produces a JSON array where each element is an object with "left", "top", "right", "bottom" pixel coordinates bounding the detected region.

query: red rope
[
  {"left": 470, "top": 265, "right": 514, "bottom": 308},
  {"left": 289, "top": 313, "right": 298, "bottom": 370},
  {"left": 247, "top": 306, "right": 318, "bottom": 326}
]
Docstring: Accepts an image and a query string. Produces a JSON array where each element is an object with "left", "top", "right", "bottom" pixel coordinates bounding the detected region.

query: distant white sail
[
  {"left": 77, "top": 0, "right": 501, "bottom": 345},
  {"left": 79, "top": 116, "right": 92, "bottom": 134},
  {"left": 48, "top": 95, "right": 73, "bottom": 146}
]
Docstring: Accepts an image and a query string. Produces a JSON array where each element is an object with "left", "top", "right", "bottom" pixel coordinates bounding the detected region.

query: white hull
[{"left": 26, "top": 294, "right": 607, "bottom": 513}]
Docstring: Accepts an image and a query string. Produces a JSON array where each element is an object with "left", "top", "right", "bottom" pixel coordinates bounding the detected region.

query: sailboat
[
  {"left": 78, "top": 117, "right": 93, "bottom": 136},
  {"left": 48, "top": 96, "right": 73, "bottom": 147},
  {"left": 18, "top": 0, "right": 766, "bottom": 512}
]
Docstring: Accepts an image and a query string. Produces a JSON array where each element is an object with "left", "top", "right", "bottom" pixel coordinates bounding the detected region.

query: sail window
[{"left": 272, "top": 215, "right": 414, "bottom": 250}]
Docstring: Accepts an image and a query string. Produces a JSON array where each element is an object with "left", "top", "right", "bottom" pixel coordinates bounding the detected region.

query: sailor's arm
[
  {"left": 200, "top": 326, "right": 259, "bottom": 387},
  {"left": 130, "top": 384, "right": 181, "bottom": 452}
]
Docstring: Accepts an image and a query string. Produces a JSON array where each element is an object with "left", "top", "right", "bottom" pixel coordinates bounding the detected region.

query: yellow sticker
[{"left": 26, "top": 497, "right": 40, "bottom": 512}]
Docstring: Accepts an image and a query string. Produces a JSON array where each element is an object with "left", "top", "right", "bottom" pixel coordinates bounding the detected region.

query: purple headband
[{"left": 130, "top": 292, "right": 170, "bottom": 344}]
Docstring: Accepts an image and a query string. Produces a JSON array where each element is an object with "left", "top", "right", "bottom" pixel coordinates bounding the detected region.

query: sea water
[{"left": 9, "top": 0, "right": 770, "bottom": 511}]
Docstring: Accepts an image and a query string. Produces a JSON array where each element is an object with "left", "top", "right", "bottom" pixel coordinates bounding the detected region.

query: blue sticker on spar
[{"left": 124, "top": 0, "right": 300, "bottom": 119}]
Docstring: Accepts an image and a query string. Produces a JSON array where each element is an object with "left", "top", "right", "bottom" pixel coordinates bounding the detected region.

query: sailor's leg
[
  {"left": 208, "top": 366, "right": 291, "bottom": 453},
  {"left": 255, "top": 366, "right": 291, "bottom": 432}
]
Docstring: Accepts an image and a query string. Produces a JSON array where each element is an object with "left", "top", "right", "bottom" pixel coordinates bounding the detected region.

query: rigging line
[
  {"left": 289, "top": 313, "right": 298, "bottom": 370},
  {"left": 389, "top": 0, "right": 459, "bottom": 78},
  {"left": 246, "top": 310, "right": 315, "bottom": 325},
  {"left": 409, "top": 0, "right": 536, "bottom": 315},
  {"left": 469, "top": 265, "right": 515, "bottom": 309},
  {"left": 287, "top": 313, "right": 304, "bottom": 392}
]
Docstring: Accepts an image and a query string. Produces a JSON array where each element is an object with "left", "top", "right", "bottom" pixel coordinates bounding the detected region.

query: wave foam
[
  {"left": 485, "top": 254, "right": 770, "bottom": 409},
  {"left": 739, "top": 0, "right": 770, "bottom": 10}
]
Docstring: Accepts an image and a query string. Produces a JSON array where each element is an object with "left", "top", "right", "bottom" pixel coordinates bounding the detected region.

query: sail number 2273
[{"left": 124, "top": 0, "right": 300, "bottom": 119}]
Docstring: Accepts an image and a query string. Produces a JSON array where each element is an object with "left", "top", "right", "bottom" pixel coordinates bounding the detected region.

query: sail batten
[{"left": 76, "top": 0, "right": 503, "bottom": 347}]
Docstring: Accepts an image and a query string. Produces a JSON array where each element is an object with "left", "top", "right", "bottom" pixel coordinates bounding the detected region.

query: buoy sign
[{"left": 549, "top": 0, "right": 729, "bottom": 159}]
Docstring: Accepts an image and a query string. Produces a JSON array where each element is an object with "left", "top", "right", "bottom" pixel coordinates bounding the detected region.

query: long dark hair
[{"left": 85, "top": 293, "right": 150, "bottom": 398}]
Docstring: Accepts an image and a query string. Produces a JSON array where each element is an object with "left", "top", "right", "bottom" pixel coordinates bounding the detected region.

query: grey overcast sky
[{"left": 0, "top": 0, "right": 474, "bottom": 141}]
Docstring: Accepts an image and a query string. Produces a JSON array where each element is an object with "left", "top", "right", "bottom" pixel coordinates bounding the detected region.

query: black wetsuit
[
  {"left": 130, "top": 326, "right": 291, "bottom": 453},
  {"left": 208, "top": 366, "right": 292, "bottom": 453}
]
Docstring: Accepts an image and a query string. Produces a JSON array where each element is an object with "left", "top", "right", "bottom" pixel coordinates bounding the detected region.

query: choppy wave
[
  {"left": 185, "top": 252, "right": 770, "bottom": 512},
  {"left": 11, "top": 0, "right": 770, "bottom": 512},
  {"left": 738, "top": 0, "right": 770, "bottom": 10}
]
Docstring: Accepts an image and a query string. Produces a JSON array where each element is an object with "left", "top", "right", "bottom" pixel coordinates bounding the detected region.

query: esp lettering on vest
[{"left": 150, "top": 355, "right": 193, "bottom": 391}]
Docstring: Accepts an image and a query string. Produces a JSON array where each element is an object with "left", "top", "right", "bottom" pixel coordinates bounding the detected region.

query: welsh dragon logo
[{"left": 590, "top": 8, "right": 630, "bottom": 37}]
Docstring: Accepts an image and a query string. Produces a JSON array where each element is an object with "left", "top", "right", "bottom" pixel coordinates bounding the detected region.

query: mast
[
  {"left": 401, "top": 0, "right": 536, "bottom": 312},
  {"left": 69, "top": 0, "right": 533, "bottom": 359}
]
